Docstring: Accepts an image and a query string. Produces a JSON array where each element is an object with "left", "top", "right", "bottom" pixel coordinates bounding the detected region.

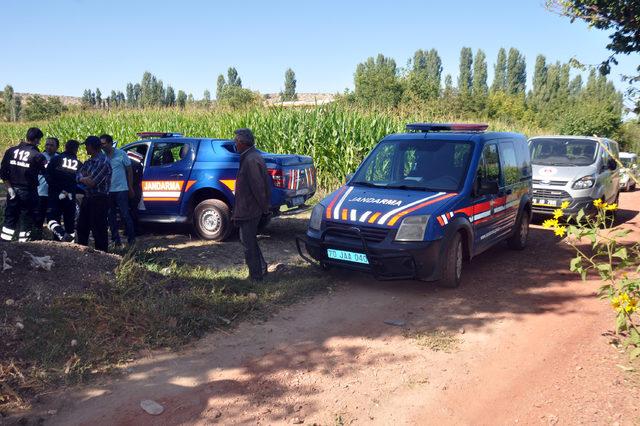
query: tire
[
  {"left": 193, "top": 199, "right": 231, "bottom": 241},
  {"left": 439, "top": 232, "right": 463, "bottom": 289},
  {"left": 507, "top": 210, "right": 530, "bottom": 250}
]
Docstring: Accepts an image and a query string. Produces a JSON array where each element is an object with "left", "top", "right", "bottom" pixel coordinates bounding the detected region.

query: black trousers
[
  {"left": 237, "top": 217, "right": 267, "bottom": 280},
  {"left": 46, "top": 191, "right": 76, "bottom": 240},
  {"left": 77, "top": 194, "right": 109, "bottom": 252},
  {"left": 33, "top": 195, "right": 48, "bottom": 238},
  {"left": 1, "top": 188, "right": 38, "bottom": 242}
]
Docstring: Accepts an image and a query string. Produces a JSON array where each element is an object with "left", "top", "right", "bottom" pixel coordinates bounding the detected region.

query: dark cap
[
  {"left": 83, "top": 135, "right": 101, "bottom": 149},
  {"left": 234, "top": 128, "right": 255, "bottom": 146}
]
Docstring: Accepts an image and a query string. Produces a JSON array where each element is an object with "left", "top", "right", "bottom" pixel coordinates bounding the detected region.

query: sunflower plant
[{"left": 543, "top": 200, "right": 640, "bottom": 360}]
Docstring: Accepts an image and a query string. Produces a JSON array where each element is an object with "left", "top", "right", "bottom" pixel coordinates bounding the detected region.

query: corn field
[{"left": 0, "top": 105, "right": 548, "bottom": 190}]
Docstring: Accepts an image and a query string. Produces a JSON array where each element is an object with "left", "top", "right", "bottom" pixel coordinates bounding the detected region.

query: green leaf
[
  {"left": 613, "top": 247, "right": 628, "bottom": 260},
  {"left": 630, "top": 347, "right": 640, "bottom": 361},
  {"left": 580, "top": 269, "right": 587, "bottom": 281},
  {"left": 576, "top": 209, "right": 585, "bottom": 224},
  {"left": 616, "top": 313, "right": 628, "bottom": 333},
  {"left": 570, "top": 256, "right": 582, "bottom": 272},
  {"left": 613, "top": 229, "right": 631, "bottom": 238}
]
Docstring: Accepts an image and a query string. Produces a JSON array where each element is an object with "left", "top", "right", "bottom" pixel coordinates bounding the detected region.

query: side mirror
[
  {"left": 607, "top": 158, "right": 617, "bottom": 171},
  {"left": 478, "top": 179, "right": 500, "bottom": 196},
  {"left": 345, "top": 173, "right": 354, "bottom": 183}
]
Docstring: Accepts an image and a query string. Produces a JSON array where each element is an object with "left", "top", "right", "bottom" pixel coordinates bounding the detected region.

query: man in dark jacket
[
  {"left": 46, "top": 139, "right": 82, "bottom": 241},
  {"left": 0, "top": 127, "right": 47, "bottom": 242},
  {"left": 231, "top": 128, "right": 271, "bottom": 281}
]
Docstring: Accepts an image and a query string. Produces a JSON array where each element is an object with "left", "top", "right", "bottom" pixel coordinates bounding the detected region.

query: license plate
[
  {"left": 290, "top": 195, "right": 304, "bottom": 206},
  {"left": 532, "top": 198, "right": 558, "bottom": 207},
  {"left": 327, "top": 249, "right": 369, "bottom": 265}
]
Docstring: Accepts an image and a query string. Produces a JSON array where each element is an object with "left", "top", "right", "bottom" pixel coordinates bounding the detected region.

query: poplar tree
[
  {"left": 281, "top": 68, "right": 297, "bottom": 101},
  {"left": 165, "top": 86, "right": 176, "bottom": 106},
  {"left": 506, "top": 48, "right": 526, "bottom": 95},
  {"left": 491, "top": 48, "right": 507, "bottom": 93},
  {"left": 354, "top": 54, "right": 403, "bottom": 106},
  {"left": 126, "top": 83, "right": 135, "bottom": 107},
  {"left": 457, "top": 47, "right": 473, "bottom": 98},
  {"left": 216, "top": 74, "right": 226, "bottom": 100},
  {"left": 472, "top": 49, "right": 488, "bottom": 110},
  {"left": 177, "top": 90, "right": 187, "bottom": 109}
]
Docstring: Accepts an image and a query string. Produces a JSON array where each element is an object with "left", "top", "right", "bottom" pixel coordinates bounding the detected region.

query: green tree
[
  {"left": 24, "top": 95, "right": 67, "bottom": 120},
  {"left": 177, "top": 90, "right": 187, "bottom": 109},
  {"left": 165, "top": 86, "right": 176, "bottom": 107},
  {"left": 217, "top": 86, "right": 261, "bottom": 108},
  {"left": 95, "top": 88, "right": 102, "bottom": 108},
  {"left": 140, "top": 71, "right": 154, "bottom": 107},
  {"left": 216, "top": 74, "right": 226, "bottom": 100},
  {"left": 472, "top": 49, "right": 488, "bottom": 111},
  {"left": 354, "top": 54, "right": 403, "bottom": 106},
  {"left": 227, "top": 67, "right": 242, "bottom": 87},
  {"left": 81, "top": 89, "right": 94, "bottom": 108},
  {"left": 126, "top": 83, "right": 135, "bottom": 107},
  {"left": 530, "top": 54, "right": 548, "bottom": 110},
  {"left": 506, "top": 48, "right": 526, "bottom": 95},
  {"left": 491, "top": 48, "right": 508, "bottom": 93},
  {"left": 203, "top": 89, "right": 211, "bottom": 107},
  {"left": 443, "top": 74, "right": 454, "bottom": 99},
  {"left": 406, "top": 49, "right": 442, "bottom": 101},
  {"left": 281, "top": 68, "right": 297, "bottom": 101},
  {"left": 569, "top": 75, "right": 583, "bottom": 99},
  {"left": 457, "top": 47, "right": 473, "bottom": 98},
  {"left": 133, "top": 83, "right": 142, "bottom": 107},
  {"left": 3, "top": 85, "right": 21, "bottom": 121}
]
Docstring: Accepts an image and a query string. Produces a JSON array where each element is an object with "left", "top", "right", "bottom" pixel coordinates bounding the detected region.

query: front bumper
[
  {"left": 296, "top": 228, "right": 443, "bottom": 281},
  {"left": 532, "top": 196, "right": 598, "bottom": 216}
]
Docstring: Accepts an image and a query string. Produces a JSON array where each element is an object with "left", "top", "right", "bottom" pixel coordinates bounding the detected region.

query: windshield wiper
[
  {"left": 385, "top": 184, "right": 432, "bottom": 191},
  {"left": 351, "top": 181, "right": 384, "bottom": 188}
]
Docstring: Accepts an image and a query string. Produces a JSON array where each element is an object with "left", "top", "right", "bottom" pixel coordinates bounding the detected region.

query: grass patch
[
  {"left": 0, "top": 250, "right": 334, "bottom": 414},
  {"left": 403, "top": 329, "right": 460, "bottom": 353}
]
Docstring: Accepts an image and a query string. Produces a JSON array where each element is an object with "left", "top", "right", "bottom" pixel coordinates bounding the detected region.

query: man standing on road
[
  {"left": 46, "top": 139, "right": 82, "bottom": 242},
  {"left": 0, "top": 127, "right": 47, "bottom": 242},
  {"left": 100, "top": 134, "right": 136, "bottom": 248},
  {"left": 231, "top": 128, "right": 271, "bottom": 281},
  {"left": 76, "top": 136, "right": 111, "bottom": 252},
  {"left": 34, "top": 137, "right": 59, "bottom": 239}
]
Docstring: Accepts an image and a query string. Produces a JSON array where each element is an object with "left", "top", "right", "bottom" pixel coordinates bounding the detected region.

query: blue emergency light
[{"left": 136, "top": 132, "right": 184, "bottom": 138}]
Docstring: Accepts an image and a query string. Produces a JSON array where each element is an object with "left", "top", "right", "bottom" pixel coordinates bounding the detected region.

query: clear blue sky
[{"left": 1, "top": 0, "right": 637, "bottom": 104}]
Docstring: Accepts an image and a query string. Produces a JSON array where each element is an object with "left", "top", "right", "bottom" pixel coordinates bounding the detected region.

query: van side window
[
  {"left": 478, "top": 144, "right": 501, "bottom": 184},
  {"left": 499, "top": 141, "right": 520, "bottom": 185},
  {"left": 150, "top": 142, "right": 191, "bottom": 167}
]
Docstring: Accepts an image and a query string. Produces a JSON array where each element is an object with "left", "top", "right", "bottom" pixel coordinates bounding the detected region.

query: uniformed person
[
  {"left": 0, "top": 128, "right": 47, "bottom": 242},
  {"left": 34, "top": 137, "right": 59, "bottom": 239},
  {"left": 45, "top": 139, "right": 82, "bottom": 242}
]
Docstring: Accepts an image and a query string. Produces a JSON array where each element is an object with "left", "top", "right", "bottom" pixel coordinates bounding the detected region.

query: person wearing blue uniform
[
  {"left": 34, "top": 137, "right": 59, "bottom": 239},
  {"left": 100, "top": 134, "right": 136, "bottom": 247},
  {"left": 46, "top": 140, "right": 82, "bottom": 242}
]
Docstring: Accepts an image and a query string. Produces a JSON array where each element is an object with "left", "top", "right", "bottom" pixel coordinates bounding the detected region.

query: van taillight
[{"left": 268, "top": 168, "right": 285, "bottom": 188}]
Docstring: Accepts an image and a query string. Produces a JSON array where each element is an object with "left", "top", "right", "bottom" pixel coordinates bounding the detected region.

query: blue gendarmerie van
[{"left": 297, "top": 123, "right": 532, "bottom": 288}]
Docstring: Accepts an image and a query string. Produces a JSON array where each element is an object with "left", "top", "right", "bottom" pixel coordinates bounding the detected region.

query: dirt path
[{"left": 30, "top": 192, "right": 640, "bottom": 425}]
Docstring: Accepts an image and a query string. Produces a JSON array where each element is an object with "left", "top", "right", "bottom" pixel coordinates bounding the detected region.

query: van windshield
[
  {"left": 621, "top": 157, "right": 635, "bottom": 168},
  {"left": 530, "top": 138, "right": 598, "bottom": 166},
  {"left": 351, "top": 139, "right": 473, "bottom": 192}
]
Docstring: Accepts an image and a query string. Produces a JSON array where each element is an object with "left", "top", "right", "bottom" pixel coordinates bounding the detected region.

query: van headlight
[
  {"left": 309, "top": 204, "right": 324, "bottom": 231},
  {"left": 572, "top": 175, "right": 595, "bottom": 189},
  {"left": 395, "top": 215, "right": 430, "bottom": 241}
]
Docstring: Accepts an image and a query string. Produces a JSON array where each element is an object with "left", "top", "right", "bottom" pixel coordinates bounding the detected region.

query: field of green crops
[{"left": 0, "top": 106, "right": 547, "bottom": 189}]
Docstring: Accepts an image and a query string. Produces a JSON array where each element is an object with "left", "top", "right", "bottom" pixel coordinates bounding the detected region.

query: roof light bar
[
  {"left": 136, "top": 132, "right": 184, "bottom": 139},
  {"left": 406, "top": 123, "right": 488, "bottom": 132}
]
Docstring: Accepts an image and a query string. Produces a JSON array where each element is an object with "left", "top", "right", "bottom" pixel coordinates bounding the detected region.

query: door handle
[{"left": 170, "top": 173, "right": 184, "bottom": 178}]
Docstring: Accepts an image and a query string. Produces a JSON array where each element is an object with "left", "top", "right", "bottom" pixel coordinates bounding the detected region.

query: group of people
[{"left": 0, "top": 127, "right": 140, "bottom": 252}]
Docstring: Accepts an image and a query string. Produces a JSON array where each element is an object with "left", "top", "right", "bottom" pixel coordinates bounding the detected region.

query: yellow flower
[
  {"left": 554, "top": 226, "right": 566, "bottom": 237},
  {"left": 605, "top": 203, "right": 618, "bottom": 211},
  {"left": 593, "top": 199, "right": 603, "bottom": 208},
  {"left": 542, "top": 218, "right": 559, "bottom": 229},
  {"left": 611, "top": 296, "right": 621, "bottom": 311},
  {"left": 621, "top": 293, "right": 631, "bottom": 303},
  {"left": 560, "top": 201, "right": 570, "bottom": 209},
  {"left": 553, "top": 209, "right": 564, "bottom": 219}
]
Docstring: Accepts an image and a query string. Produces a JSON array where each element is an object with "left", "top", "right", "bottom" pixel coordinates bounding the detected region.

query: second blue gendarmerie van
[{"left": 297, "top": 123, "right": 532, "bottom": 288}]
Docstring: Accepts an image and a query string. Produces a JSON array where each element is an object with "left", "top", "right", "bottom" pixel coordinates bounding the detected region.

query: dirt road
[{"left": 36, "top": 192, "right": 640, "bottom": 425}]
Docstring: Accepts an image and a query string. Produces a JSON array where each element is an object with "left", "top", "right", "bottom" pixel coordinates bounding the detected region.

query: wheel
[
  {"left": 507, "top": 211, "right": 530, "bottom": 250},
  {"left": 439, "top": 232, "right": 463, "bottom": 288},
  {"left": 193, "top": 199, "right": 231, "bottom": 241}
]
